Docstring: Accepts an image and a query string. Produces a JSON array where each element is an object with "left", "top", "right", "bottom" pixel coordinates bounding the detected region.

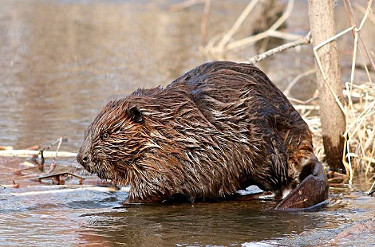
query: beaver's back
[{"left": 172, "top": 61, "right": 306, "bottom": 133}]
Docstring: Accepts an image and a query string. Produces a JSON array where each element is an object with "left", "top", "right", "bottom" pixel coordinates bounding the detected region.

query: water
[
  {"left": 1, "top": 0, "right": 375, "bottom": 246},
  {"left": 1, "top": 163, "right": 374, "bottom": 246}
]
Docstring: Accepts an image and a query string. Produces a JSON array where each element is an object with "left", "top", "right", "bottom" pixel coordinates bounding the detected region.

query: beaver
[{"left": 77, "top": 61, "right": 328, "bottom": 209}]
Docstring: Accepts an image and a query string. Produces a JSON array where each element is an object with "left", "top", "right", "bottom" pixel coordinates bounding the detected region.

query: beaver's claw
[{"left": 276, "top": 160, "right": 329, "bottom": 210}]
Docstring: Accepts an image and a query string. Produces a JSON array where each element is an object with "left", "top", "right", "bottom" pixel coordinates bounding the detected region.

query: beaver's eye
[{"left": 102, "top": 132, "right": 109, "bottom": 140}]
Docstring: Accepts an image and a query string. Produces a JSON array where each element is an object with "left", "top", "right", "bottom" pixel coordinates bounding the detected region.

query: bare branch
[
  {"left": 200, "top": 0, "right": 211, "bottom": 47},
  {"left": 204, "top": 0, "right": 299, "bottom": 54},
  {"left": 170, "top": 0, "right": 205, "bottom": 11},
  {"left": 0, "top": 150, "right": 76, "bottom": 157},
  {"left": 215, "top": 0, "right": 260, "bottom": 50},
  {"left": 247, "top": 32, "right": 311, "bottom": 64},
  {"left": 283, "top": 68, "right": 316, "bottom": 96}
]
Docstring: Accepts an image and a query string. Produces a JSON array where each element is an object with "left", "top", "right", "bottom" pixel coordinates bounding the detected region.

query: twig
[
  {"left": 349, "top": 30, "right": 359, "bottom": 109},
  {"left": 39, "top": 172, "right": 83, "bottom": 180},
  {"left": 355, "top": 3, "right": 375, "bottom": 25},
  {"left": 170, "top": 0, "right": 205, "bottom": 11},
  {"left": 226, "top": 30, "right": 302, "bottom": 51},
  {"left": 345, "top": 135, "right": 354, "bottom": 184},
  {"left": 345, "top": 2, "right": 374, "bottom": 85},
  {"left": 203, "top": 32, "right": 223, "bottom": 53},
  {"left": 41, "top": 137, "right": 67, "bottom": 152},
  {"left": 0, "top": 150, "right": 76, "bottom": 157},
  {"left": 0, "top": 181, "right": 19, "bottom": 188},
  {"left": 224, "top": 0, "right": 296, "bottom": 51},
  {"left": 344, "top": 0, "right": 375, "bottom": 72},
  {"left": 268, "top": 0, "right": 294, "bottom": 31},
  {"left": 314, "top": 50, "right": 346, "bottom": 115},
  {"left": 369, "top": 180, "right": 375, "bottom": 195},
  {"left": 288, "top": 96, "right": 318, "bottom": 105},
  {"left": 200, "top": 0, "right": 211, "bottom": 48},
  {"left": 312, "top": 26, "right": 355, "bottom": 114},
  {"left": 206, "top": 0, "right": 300, "bottom": 53},
  {"left": 344, "top": 101, "right": 375, "bottom": 137},
  {"left": 215, "top": 0, "right": 260, "bottom": 51},
  {"left": 47, "top": 137, "right": 64, "bottom": 173},
  {"left": 292, "top": 105, "right": 320, "bottom": 111},
  {"left": 284, "top": 68, "right": 316, "bottom": 96},
  {"left": 313, "top": 26, "right": 354, "bottom": 51},
  {"left": 247, "top": 32, "right": 311, "bottom": 64},
  {"left": 39, "top": 172, "right": 84, "bottom": 185},
  {"left": 343, "top": 0, "right": 374, "bottom": 108}
]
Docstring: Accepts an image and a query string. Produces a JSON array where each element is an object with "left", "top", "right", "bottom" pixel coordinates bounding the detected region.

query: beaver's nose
[{"left": 77, "top": 151, "right": 88, "bottom": 165}]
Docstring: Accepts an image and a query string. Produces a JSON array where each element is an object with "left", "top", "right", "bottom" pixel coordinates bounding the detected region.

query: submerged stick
[{"left": 38, "top": 172, "right": 85, "bottom": 185}]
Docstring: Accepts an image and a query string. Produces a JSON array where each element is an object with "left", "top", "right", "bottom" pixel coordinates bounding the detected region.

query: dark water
[{"left": 1, "top": 0, "right": 375, "bottom": 246}]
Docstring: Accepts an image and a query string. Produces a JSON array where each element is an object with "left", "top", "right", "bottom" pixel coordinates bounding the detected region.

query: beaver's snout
[
  {"left": 77, "top": 147, "right": 90, "bottom": 169},
  {"left": 76, "top": 152, "right": 87, "bottom": 165}
]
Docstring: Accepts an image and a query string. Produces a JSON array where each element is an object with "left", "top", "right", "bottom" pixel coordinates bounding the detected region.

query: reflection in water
[
  {"left": 0, "top": 179, "right": 335, "bottom": 247},
  {"left": 78, "top": 201, "right": 328, "bottom": 246}
]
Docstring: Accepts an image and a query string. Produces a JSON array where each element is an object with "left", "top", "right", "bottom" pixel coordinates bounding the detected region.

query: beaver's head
[{"left": 77, "top": 99, "right": 148, "bottom": 185}]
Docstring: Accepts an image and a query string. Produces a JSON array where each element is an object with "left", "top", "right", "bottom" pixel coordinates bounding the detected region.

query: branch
[
  {"left": 344, "top": 0, "right": 375, "bottom": 72},
  {"left": 222, "top": 0, "right": 296, "bottom": 52},
  {"left": 283, "top": 68, "right": 316, "bottom": 96},
  {"left": 200, "top": 0, "right": 211, "bottom": 47},
  {"left": 204, "top": 0, "right": 299, "bottom": 54},
  {"left": 0, "top": 150, "right": 76, "bottom": 157},
  {"left": 247, "top": 32, "right": 311, "bottom": 64},
  {"left": 170, "top": 0, "right": 205, "bottom": 11},
  {"left": 215, "top": 0, "right": 260, "bottom": 50}
]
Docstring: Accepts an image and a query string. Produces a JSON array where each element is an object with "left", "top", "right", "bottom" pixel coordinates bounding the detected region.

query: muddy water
[{"left": 1, "top": 0, "right": 375, "bottom": 246}]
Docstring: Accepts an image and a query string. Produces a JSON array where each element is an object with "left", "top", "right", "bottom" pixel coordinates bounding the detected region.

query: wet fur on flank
[{"left": 77, "top": 61, "right": 316, "bottom": 203}]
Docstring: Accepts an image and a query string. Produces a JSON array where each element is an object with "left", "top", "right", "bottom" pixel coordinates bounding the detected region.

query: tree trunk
[{"left": 308, "top": 0, "right": 346, "bottom": 171}]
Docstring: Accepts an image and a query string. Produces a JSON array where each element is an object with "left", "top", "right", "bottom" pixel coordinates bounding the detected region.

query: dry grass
[
  {"left": 295, "top": 82, "right": 375, "bottom": 179},
  {"left": 343, "top": 82, "right": 375, "bottom": 176}
]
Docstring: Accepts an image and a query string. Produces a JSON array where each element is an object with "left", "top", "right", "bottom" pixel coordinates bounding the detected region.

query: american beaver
[{"left": 77, "top": 61, "right": 328, "bottom": 209}]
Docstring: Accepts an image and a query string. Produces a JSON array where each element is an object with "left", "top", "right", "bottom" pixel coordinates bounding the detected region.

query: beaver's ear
[{"left": 127, "top": 106, "right": 143, "bottom": 123}]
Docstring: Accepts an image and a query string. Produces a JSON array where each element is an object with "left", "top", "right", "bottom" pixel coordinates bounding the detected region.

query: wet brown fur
[{"left": 77, "top": 61, "right": 317, "bottom": 203}]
